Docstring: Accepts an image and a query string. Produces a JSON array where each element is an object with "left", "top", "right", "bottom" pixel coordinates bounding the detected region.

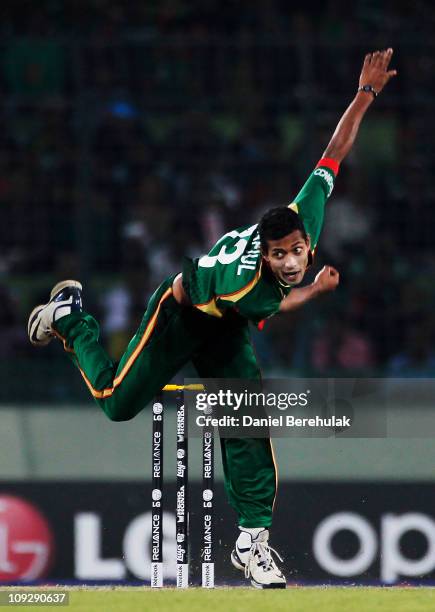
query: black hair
[{"left": 258, "top": 206, "right": 307, "bottom": 253}]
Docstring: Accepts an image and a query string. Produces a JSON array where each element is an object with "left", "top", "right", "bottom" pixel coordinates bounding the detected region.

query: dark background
[{"left": 1, "top": 2, "right": 434, "bottom": 395}]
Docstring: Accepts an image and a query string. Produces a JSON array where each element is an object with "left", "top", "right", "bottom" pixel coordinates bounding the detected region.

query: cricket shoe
[
  {"left": 28, "top": 280, "right": 83, "bottom": 347},
  {"left": 231, "top": 528, "right": 286, "bottom": 589}
]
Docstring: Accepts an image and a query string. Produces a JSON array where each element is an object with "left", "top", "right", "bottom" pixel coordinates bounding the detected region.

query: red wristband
[{"left": 316, "top": 157, "right": 340, "bottom": 176}]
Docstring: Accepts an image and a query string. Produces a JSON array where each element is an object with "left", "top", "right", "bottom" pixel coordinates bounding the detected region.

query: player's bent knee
[
  {"left": 104, "top": 410, "right": 134, "bottom": 423},
  {"left": 96, "top": 392, "right": 146, "bottom": 422},
  {"left": 106, "top": 411, "right": 133, "bottom": 422},
  {"left": 99, "top": 402, "right": 136, "bottom": 422}
]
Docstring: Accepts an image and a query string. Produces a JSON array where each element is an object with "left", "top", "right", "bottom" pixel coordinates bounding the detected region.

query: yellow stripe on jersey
[
  {"left": 269, "top": 438, "right": 279, "bottom": 511},
  {"left": 196, "top": 297, "right": 224, "bottom": 318},
  {"left": 194, "top": 263, "right": 262, "bottom": 318},
  {"left": 218, "top": 263, "right": 262, "bottom": 303},
  {"left": 54, "top": 287, "right": 173, "bottom": 399}
]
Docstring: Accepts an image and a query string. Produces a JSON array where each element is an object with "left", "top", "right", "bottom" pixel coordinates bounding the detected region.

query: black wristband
[{"left": 358, "top": 84, "right": 378, "bottom": 98}]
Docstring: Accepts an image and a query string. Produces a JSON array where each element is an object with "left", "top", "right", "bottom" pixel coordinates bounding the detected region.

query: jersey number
[{"left": 198, "top": 225, "right": 257, "bottom": 268}]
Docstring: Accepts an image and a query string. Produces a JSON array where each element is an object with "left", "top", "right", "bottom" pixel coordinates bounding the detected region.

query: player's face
[{"left": 263, "top": 230, "right": 310, "bottom": 286}]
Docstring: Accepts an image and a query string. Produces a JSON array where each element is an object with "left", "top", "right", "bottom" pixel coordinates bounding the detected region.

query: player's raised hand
[
  {"left": 313, "top": 265, "right": 340, "bottom": 294},
  {"left": 279, "top": 265, "right": 340, "bottom": 312},
  {"left": 359, "top": 48, "right": 397, "bottom": 95}
]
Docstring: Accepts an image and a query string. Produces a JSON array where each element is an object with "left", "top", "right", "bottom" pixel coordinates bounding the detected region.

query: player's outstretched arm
[
  {"left": 279, "top": 265, "right": 339, "bottom": 313},
  {"left": 322, "top": 48, "right": 397, "bottom": 163}
]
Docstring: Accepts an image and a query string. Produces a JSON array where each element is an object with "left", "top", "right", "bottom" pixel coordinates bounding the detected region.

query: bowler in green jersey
[{"left": 28, "top": 49, "right": 396, "bottom": 588}]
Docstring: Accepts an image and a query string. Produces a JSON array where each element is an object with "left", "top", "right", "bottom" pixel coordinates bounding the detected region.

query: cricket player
[{"left": 28, "top": 49, "right": 396, "bottom": 588}]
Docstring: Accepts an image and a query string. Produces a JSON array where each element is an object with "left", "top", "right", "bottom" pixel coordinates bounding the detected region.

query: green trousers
[{"left": 54, "top": 276, "right": 277, "bottom": 528}]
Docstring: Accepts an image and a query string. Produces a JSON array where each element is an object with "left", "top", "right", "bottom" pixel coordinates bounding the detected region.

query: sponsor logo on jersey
[{"left": 313, "top": 168, "right": 334, "bottom": 197}]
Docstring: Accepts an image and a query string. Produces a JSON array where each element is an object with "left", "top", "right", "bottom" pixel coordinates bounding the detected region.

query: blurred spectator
[
  {"left": 3, "top": 38, "right": 66, "bottom": 96},
  {"left": 0, "top": 285, "right": 28, "bottom": 357},
  {"left": 2, "top": 1, "right": 435, "bottom": 396},
  {"left": 387, "top": 321, "right": 435, "bottom": 378},
  {"left": 311, "top": 314, "right": 376, "bottom": 374}
]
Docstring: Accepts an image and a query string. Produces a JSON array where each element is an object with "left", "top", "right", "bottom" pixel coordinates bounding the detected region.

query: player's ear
[
  {"left": 306, "top": 235, "right": 313, "bottom": 267},
  {"left": 261, "top": 243, "right": 270, "bottom": 261}
]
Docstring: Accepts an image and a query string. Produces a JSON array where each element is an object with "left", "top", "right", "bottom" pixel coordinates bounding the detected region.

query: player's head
[{"left": 258, "top": 206, "right": 311, "bottom": 286}]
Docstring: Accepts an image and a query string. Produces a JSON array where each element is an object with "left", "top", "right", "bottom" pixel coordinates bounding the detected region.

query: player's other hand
[
  {"left": 359, "top": 48, "right": 397, "bottom": 94},
  {"left": 313, "top": 265, "right": 340, "bottom": 294}
]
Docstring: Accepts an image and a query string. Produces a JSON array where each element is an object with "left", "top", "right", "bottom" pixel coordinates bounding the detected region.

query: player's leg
[
  {"left": 192, "top": 317, "right": 285, "bottom": 588},
  {"left": 28, "top": 277, "right": 201, "bottom": 421},
  {"left": 28, "top": 280, "right": 119, "bottom": 413}
]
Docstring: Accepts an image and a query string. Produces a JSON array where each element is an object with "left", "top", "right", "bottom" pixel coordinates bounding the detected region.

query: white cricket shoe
[
  {"left": 28, "top": 280, "right": 83, "bottom": 346},
  {"left": 231, "top": 528, "right": 286, "bottom": 589}
]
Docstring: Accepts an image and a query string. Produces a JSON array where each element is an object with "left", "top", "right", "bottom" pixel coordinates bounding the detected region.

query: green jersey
[{"left": 182, "top": 159, "right": 338, "bottom": 325}]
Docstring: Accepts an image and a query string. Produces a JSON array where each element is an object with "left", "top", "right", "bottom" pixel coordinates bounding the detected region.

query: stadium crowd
[{"left": 2, "top": 1, "right": 435, "bottom": 399}]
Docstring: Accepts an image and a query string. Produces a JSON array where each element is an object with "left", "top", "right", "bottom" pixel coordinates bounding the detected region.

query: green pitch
[{"left": 4, "top": 586, "right": 435, "bottom": 612}]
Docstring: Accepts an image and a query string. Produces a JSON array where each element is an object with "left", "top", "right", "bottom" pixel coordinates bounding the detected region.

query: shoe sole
[
  {"left": 28, "top": 280, "right": 82, "bottom": 347},
  {"left": 250, "top": 579, "right": 286, "bottom": 589},
  {"left": 50, "top": 279, "right": 82, "bottom": 299},
  {"left": 231, "top": 549, "right": 286, "bottom": 589}
]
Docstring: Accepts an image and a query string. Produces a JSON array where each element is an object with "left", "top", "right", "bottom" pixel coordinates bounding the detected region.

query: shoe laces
[{"left": 244, "top": 540, "right": 283, "bottom": 578}]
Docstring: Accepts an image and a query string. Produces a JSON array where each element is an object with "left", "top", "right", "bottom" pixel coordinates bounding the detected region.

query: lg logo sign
[
  {"left": 313, "top": 512, "right": 435, "bottom": 583},
  {"left": 74, "top": 512, "right": 177, "bottom": 579},
  {"left": 0, "top": 495, "right": 54, "bottom": 581}
]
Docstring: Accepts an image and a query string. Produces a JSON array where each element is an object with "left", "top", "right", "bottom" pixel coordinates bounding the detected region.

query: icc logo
[
  {"left": 0, "top": 494, "right": 54, "bottom": 581},
  {"left": 177, "top": 449, "right": 185, "bottom": 460}
]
